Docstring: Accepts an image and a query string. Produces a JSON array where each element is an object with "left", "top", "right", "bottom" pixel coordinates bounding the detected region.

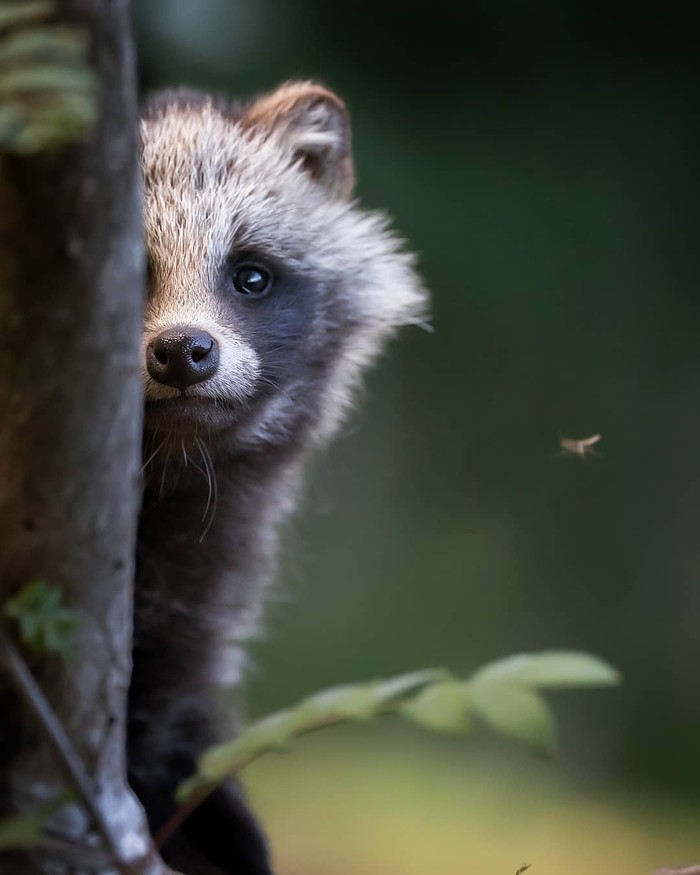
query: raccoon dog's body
[{"left": 130, "top": 82, "right": 426, "bottom": 874}]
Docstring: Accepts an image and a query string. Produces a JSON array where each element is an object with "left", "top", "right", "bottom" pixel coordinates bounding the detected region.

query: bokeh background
[{"left": 134, "top": 3, "right": 700, "bottom": 872}]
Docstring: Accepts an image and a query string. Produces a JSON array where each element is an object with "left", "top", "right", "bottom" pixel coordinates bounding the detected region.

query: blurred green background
[{"left": 134, "top": 2, "right": 700, "bottom": 871}]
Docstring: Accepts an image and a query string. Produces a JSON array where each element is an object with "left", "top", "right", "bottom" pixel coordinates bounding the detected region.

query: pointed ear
[{"left": 241, "top": 82, "right": 354, "bottom": 199}]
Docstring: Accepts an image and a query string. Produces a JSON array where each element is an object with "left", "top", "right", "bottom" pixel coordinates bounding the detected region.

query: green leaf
[
  {"left": 182, "top": 672, "right": 448, "bottom": 800},
  {"left": 0, "top": 27, "right": 87, "bottom": 66},
  {"left": 0, "top": 3, "right": 53, "bottom": 31},
  {"left": 0, "top": 64, "right": 95, "bottom": 95},
  {"left": 234, "top": 710, "right": 296, "bottom": 751},
  {"left": 198, "top": 739, "right": 254, "bottom": 782},
  {"left": 3, "top": 580, "right": 79, "bottom": 660},
  {"left": 294, "top": 683, "right": 379, "bottom": 724},
  {"left": 0, "top": 6, "right": 96, "bottom": 153},
  {"left": 0, "top": 813, "right": 42, "bottom": 850},
  {"left": 196, "top": 684, "right": 387, "bottom": 790},
  {"left": 368, "top": 668, "right": 450, "bottom": 707},
  {"left": 470, "top": 651, "right": 621, "bottom": 690},
  {"left": 401, "top": 681, "right": 472, "bottom": 734},
  {"left": 199, "top": 710, "right": 296, "bottom": 782},
  {"left": 471, "top": 681, "right": 557, "bottom": 755},
  {"left": 0, "top": 790, "right": 73, "bottom": 850}
]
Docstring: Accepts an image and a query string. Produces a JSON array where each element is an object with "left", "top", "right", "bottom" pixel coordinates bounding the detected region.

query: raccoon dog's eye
[{"left": 231, "top": 264, "right": 272, "bottom": 297}]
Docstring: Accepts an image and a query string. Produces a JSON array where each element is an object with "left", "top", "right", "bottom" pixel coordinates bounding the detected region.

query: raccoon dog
[{"left": 130, "top": 81, "right": 426, "bottom": 874}]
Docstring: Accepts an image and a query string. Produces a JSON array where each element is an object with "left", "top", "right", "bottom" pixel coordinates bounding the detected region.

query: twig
[
  {"left": 0, "top": 628, "right": 126, "bottom": 870},
  {"left": 153, "top": 780, "right": 217, "bottom": 851}
]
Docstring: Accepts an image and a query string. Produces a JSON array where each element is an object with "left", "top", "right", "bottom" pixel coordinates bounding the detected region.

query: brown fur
[{"left": 241, "top": 82, "right": 354, "bottom": 197}]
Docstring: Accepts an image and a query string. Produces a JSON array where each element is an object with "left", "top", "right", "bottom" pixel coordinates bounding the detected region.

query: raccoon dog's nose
[{"left": 147, "top": 328, "right": 220, "bottom": 388}]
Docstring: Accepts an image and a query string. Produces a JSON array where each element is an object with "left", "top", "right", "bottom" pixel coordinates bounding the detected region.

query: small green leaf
[
  {"left": 470, "top": 651, "right": 621, "bottom": 690},
  {"left": 0, "top": 6, "right": 96, "bottom": 153},
  {"left": 0, "top": 28, "right": 88, "bottom": 66},
  {"left": 471, "top": 681, "right": 557, "bottom": 755},
  {"left": 294, "top": 683, "right": 378, "bottom": 724},
  {"left": 3, "top": 580, "right": 79, "bottom": 660},
  {"left": 199, "top": 710, "right": 296, "bottom": 782},
  {"left": 0, "top": 3, "right": 54, "bottom": 31},
  {"left": 368, "top": 668, "right": 450, "bottom": 708},
  {"left": 0, "top": 790, "right": 73, "bottom": 850},
  {"left": 0, "top": 64, "right": 95, "bottom": 95},
  {"left": 0, "top": 813, "right": 42, "bottom": 850},
  {"left": 196, "top": 739, "right": 247, "bottom": 783},
  {"left": 401, "top": 681, "right": 472, "bottom": 734},
  {"left": 182, "top": 676, "right": 449, "bottom": 800}
]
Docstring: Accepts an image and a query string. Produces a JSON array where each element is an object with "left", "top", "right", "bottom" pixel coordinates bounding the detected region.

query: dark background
[{"left": 134, "top": 2, "right": 700, "bottom": 870}]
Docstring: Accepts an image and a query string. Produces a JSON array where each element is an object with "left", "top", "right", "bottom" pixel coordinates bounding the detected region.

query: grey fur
[{"left": 128, "top": 82, "right": 427, "bottom": 875}]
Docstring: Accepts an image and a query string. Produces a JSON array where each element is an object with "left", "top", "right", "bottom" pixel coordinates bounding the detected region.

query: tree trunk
[{"left": 0, "top": 1, "right": 167, "bottom": 872}]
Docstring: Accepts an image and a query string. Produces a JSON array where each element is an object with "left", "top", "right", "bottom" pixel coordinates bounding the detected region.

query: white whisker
[
  {"left": 196, "top": 437, "right": 218, "bottom": 542},
  {"left": 142, "top": 437, "right": 166, "bottom": 472},
  {"left": 159, "top": 433, "right": 175, "bottom": 497}
]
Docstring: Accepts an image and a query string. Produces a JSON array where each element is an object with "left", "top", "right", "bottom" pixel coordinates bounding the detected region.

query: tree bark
[{"left": 0, "top": 1, "right": 167, "bottom": 872}]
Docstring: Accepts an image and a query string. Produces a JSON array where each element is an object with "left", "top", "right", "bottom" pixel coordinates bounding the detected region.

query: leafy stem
[{"left": 155, "top": 652, "right": 620, "bottom": 850}]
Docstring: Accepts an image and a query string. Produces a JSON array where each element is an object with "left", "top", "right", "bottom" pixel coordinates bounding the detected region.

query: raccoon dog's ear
[{"left": 242, "top": 81, "right": 354, "bottom": 199}]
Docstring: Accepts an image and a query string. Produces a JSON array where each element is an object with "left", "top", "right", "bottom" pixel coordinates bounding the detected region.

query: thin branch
[
  {"left": 0, "top": 629, "right": 125, "bottom": 871},
  {"left": 153, "top": 781, "right": 217, "bottom": 852}
]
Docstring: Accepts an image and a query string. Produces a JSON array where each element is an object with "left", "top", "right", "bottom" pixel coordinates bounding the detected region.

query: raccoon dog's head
[{"left": 140, "top": 82, "right": 426, "bottom": 454}]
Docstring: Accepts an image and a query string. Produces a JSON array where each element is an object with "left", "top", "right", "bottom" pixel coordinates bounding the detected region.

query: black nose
[{"left": 146, "top": 328, "right": 220, "bottom": 388}]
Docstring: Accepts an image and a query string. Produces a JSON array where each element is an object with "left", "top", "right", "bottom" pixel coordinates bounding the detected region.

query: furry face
[
  {"left": 131, "top": 82, "right": 428, "bottom": 875},
  {"left": 140, "top": 83, "right": 426, "bottom": 453}
]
